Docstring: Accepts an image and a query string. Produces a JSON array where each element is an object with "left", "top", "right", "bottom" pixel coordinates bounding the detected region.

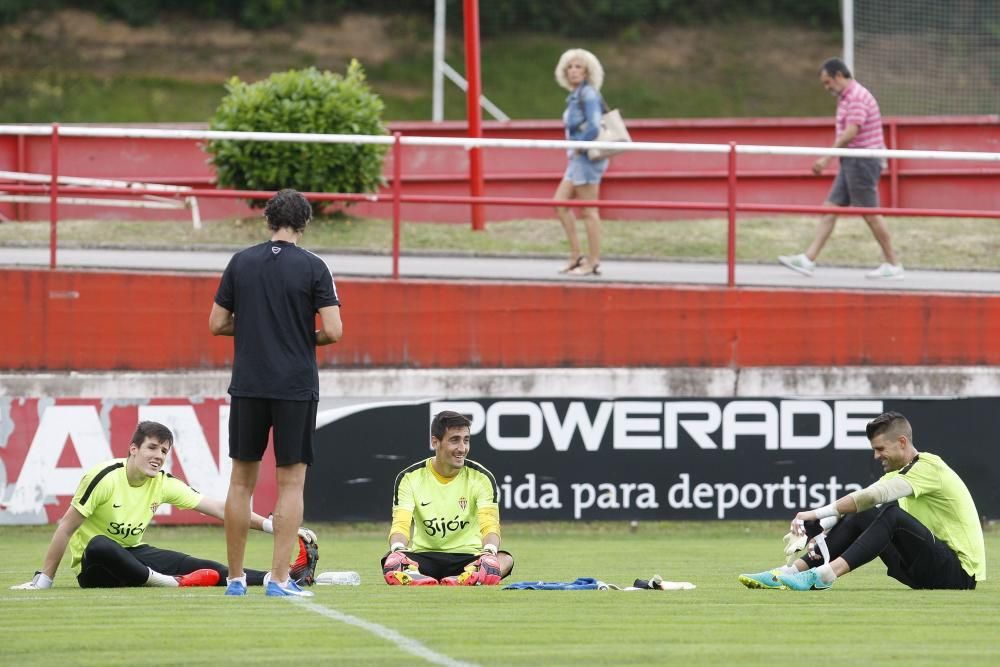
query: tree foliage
[
  {"left": 205, "top": 62, "right": 387, "bottom": 213},
  {"left": 2, "top": 0, "right": 840, "bottom": 30}
]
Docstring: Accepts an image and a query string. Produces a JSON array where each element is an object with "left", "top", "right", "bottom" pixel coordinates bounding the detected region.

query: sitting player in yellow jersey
[
  {"left": 10, "top": 421, "right": 319, "bottom": 591},
  {"left": 381, "top": 411, "right": 515, "bottom": 586},
  {"left": 739, "top": 411, "right": 985, "bottom": 591}
]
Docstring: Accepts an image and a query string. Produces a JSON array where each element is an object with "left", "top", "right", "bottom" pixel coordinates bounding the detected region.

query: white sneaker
[
  {"left": 866, "top": 263, "right": 904, "bottom": 279},
  {"left": 778, "top": 253, "right": 815, "bottom": 277}
]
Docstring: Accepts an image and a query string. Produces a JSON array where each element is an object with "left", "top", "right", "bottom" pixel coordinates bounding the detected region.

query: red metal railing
[{"left": 3, "top": 123, "right": 998, "bottom": 286}]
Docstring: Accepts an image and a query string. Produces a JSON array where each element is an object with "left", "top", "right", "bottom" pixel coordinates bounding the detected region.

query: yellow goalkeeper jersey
[{"left": 390, "top": 458, "right": 500, "bottom": 554}]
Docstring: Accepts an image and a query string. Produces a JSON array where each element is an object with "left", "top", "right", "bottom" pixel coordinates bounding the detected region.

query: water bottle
[{"left": 315, "top": 571, "right": 361, "bottom": 586}]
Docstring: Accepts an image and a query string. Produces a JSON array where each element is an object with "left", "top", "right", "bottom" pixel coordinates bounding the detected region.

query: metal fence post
[
  {"left": 392, "top": 131, "right": 402, "bottom": 280},
  {"left": 727, "top": 141, "right": 737, "bottom": 288},
  {"left": 49, "top": 122, "right": 59, "bottom": 269}
]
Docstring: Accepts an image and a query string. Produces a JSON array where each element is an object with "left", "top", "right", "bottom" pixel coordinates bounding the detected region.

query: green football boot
[{"left": 737, "top": 569, "right": 785, "bottom": 590}]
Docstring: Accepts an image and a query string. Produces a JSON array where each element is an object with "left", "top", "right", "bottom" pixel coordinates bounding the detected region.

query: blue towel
[{"left": 503, "top": 577, "right": 603, "bottom": 590}]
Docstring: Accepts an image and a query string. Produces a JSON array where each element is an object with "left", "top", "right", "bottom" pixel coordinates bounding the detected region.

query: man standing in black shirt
[{"left": 209, "top": 189, "right": 342, "bottom": 597}]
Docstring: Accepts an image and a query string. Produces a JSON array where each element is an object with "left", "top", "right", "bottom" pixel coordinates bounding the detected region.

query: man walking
[
  {"left": 210, "top": 189, "right": 342, "bottom": 597},
  {"left": 779, "top": 57, "right": 903, "bottom": 279}
]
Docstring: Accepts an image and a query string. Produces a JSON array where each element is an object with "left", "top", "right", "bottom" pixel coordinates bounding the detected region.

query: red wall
[
  {"left": 3, "top": 267, "right": 998, "bottom": 370},
  {"left": 1, "top": 116, "right": 996, "bottom": 223}
]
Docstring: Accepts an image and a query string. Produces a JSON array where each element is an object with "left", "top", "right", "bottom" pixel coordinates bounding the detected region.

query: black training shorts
[
  {"left": 381, "top": 550, "right": 515, "bottom": 581},
  {"left": 229, "top": 396, "right": 316, "bottom": 466}
]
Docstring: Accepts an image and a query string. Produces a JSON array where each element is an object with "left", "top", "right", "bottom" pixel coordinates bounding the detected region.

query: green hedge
[{"left": 205, "top": 62, "right": 387, "bottom": 214}]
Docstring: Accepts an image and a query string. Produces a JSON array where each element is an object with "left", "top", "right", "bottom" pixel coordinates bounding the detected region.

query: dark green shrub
[{"left": 206, "top": 61, "right": 388, "bottom": 214}]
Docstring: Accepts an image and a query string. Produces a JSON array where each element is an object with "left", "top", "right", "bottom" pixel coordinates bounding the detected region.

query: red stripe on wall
[{"left": 2, "top": 268, "right": 998, "bottom": 369}]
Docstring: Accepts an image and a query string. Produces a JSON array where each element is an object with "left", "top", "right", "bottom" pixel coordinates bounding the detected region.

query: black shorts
[
  {"left": 827, "top": 157, "right": 883, "bottom": 208},
  {"left": 229, "top": 396, "right": 316, "bottom": 466},
  {"left": 381, "top": 550, "right": 515, "bottom": 581}
]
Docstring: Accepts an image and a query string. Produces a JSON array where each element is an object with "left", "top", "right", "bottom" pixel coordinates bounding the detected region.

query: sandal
[
  {"left": 559, "top": 255, "right": 585, "bottom": 274},
  {"left": 568, "top": 261, "right": 601, "bottom": 276}
]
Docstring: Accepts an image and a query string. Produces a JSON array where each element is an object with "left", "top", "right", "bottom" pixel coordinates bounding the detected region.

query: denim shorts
[
  {"left": 827, "top": 157, "right": 883, "bottom": 207},
  {"left": 564, "top": 151, "right": 609, "bottom": 185}
]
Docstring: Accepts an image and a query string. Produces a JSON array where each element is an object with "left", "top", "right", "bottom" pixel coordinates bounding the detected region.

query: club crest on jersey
[
  {"left": 458, "top": 497, "right": 467, "bottom": 511},
  {"left": 271, "top": 246, "right": 281, "bottom": 255},
  {"left": 150, "top": 502, "right": 160, "bottom": 513}
]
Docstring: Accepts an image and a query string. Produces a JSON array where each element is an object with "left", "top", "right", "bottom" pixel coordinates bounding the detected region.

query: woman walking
[{"left": 553, "top": 48, "right": 608, "bottom": 276}]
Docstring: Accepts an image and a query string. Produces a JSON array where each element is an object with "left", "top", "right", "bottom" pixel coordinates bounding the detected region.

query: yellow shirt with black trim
[
  {"left": 390, "top": 458, "right": 500, "bottom": 554},
  {"left": 68, "top": 459, "right": 203, "bottom": 575},
  {"left": 880, "top": 451, "right": 986, "bottom": 581}
]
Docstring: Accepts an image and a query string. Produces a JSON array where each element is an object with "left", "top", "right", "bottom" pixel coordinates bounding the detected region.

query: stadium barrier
[
  {"left": 0, "top": 123, "right": 997, "bottom": 286},
  {"left": 4, "top": 267, "right": 1000, "bottom": 371}
]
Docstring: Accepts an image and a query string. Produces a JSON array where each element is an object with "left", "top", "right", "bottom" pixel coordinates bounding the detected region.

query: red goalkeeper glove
[{"left": 468, "top": 552, "right": 502, "bottom": 586}]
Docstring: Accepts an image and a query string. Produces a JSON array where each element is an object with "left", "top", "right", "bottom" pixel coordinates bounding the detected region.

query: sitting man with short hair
[
  {"left": 11, "top": 421, "right": 318, "bottom": 592},
  {"left": 381, "top": 410, "right": 515, "bottom": 586},
  {"left": 739, "top": 411, "right": 984, "bottom": 591}
]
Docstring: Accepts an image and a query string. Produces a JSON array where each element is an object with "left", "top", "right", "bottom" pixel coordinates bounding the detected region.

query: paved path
[{"left": 2, "top": 246, "right": 998, "bottom": 293}]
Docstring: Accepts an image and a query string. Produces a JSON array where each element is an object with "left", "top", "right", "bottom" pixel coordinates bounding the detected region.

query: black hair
[
  {"left": 431, "top": 411, "right": 472, "bottom": 441},
  {"left": 820, "top": 57, "right": 852, "bottom": 79},
  {"left": 264, "top": 189, "right": 312, "bottom": 233},
  {"left": 130, "top": 421, "right": 174, "bottom": 448},
  {"left": 865, "top": 411, "right": 912, "bottom": 441}
]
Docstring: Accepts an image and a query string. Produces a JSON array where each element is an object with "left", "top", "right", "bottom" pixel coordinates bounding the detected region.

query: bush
[{"left": 206, "top": 61, "right": 388, "bottom": 214}]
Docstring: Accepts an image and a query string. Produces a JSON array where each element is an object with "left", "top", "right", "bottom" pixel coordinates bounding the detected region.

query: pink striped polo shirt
[{"left": 836, "top": 80, "right": 885, "bottom": 149}]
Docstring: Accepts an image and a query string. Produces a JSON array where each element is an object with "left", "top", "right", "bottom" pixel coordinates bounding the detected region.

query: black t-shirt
[{"left": 214, "top": 240, "right": 340, "bottom": 400}]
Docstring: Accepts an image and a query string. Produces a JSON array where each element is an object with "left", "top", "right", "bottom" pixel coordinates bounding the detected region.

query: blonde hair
[{"left": 554, "top": 48, "right": 604, "bottom": 91}]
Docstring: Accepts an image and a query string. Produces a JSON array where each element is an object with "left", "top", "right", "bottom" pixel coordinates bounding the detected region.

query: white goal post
[{"left": 0, "top": 170, "right": 201, "bottom": 228}]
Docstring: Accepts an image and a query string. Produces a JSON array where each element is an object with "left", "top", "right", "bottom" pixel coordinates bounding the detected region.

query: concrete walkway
[{"left": 2, "top": 246, "right": 998, "bottom": 293}]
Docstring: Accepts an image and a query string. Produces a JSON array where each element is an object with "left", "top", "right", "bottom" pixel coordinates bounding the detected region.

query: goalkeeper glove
[
  {"left": 383, "top": 545, "right": 417, "bottom": 578},
  {"left": 468, "top": 552, "right": 502, "bottom": 586},
  {"left": 10, "top": 572, "right": 53, "bottom": 590}
]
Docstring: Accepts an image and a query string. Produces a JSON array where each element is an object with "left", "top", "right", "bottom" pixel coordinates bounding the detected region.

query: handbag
[
  {"left": 588, "top": 106, "right": 631, "bottom": 160},
  {"left": 578, "top": 92, "right": 631, "bottom": 161}
]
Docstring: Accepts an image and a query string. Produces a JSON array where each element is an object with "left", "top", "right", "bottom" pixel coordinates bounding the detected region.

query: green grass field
[
  {"left": 3, "top": 214, "right": 999, "bottom": 271},
  {"left": 1, "top": 522, "right": 996, "bottom": 666}
]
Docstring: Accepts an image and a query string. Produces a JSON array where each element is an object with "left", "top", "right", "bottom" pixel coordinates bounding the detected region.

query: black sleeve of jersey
[
  {"left": 215, "top": 254, "right": 237, "bottom": 311},
  {"left": 313, "top": 261, "right": 340, "bottom": 309}
]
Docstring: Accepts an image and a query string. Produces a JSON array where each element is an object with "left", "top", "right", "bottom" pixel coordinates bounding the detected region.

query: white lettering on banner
[
  {"left": 663, "top": 402, "right": 721, "bottom": 449},
  {"left": 6, "top": 406, "right": 113, "bottom": 516},
  {"left": 501, "top": 474, "right": 562, "bottom": 510},
  {"left": 722, "top": 401, "right": 779, "bottom": 450},
  {"left": 570, "top": 481, "right": 658, "bottom": 519},
  {"left": 440, "top": 399, "right": 884, "bottom": 452},
  {"left": 139, "top": 405, "right": 232, "bottom": 515},
  {"left": 780, "top": 400, "right": 833, "bottom": 449},
  {"left": 500, "top": 473, "right": 864, "bottom": 520},
  {"left": 541, "top": 402, "right": 612, "bottom": 452},
  {"left": 835, "top": 401, "right": 883, "bottom": 449},
  {"left": 613, "top": 402, "right": 662, "bottom": 449},
  {"left": 486, "top": 401, "right": 543, "bottom": 451}
]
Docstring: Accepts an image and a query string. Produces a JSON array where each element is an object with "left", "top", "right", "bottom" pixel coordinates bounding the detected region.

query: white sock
[
  {"left": 144, "top": 567, "right": 179, "bottom": 587},
  {"left": 227, "top": 575, "right": 247, "bottom": 587},
  {"left": 815, "top": 564, "right": 838, "bottom": 584},
  {"left": 778, "top": 565, "right": 798, "bottom": 575}
]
